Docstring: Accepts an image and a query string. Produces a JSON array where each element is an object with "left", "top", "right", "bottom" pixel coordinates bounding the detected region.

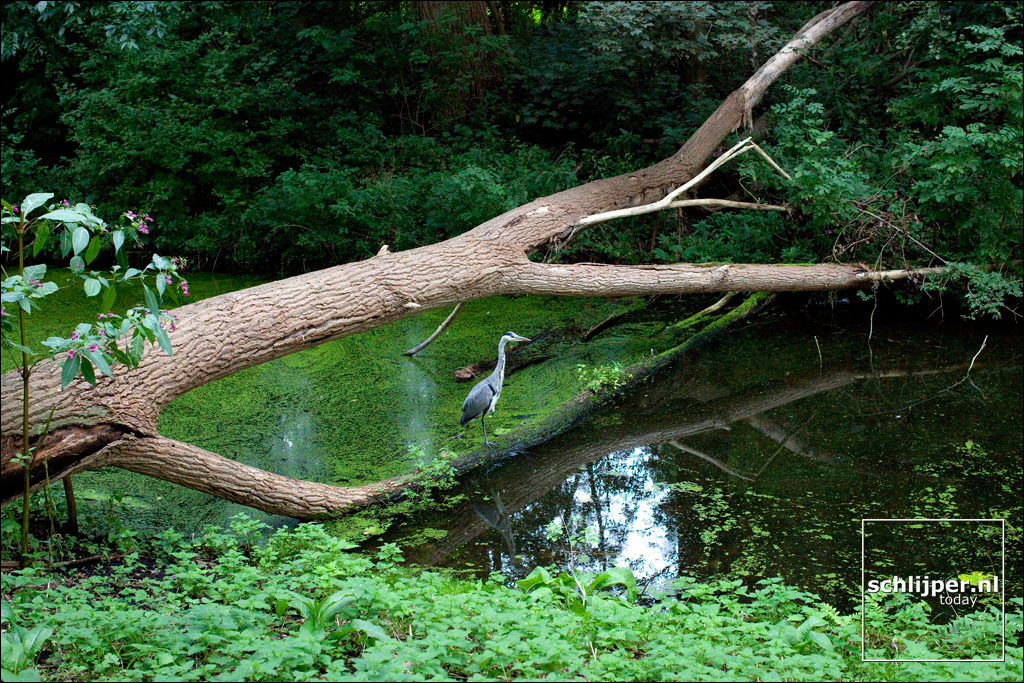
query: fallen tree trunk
[{"left": 1, "top": 2, "right": 889, "bottom": 519}]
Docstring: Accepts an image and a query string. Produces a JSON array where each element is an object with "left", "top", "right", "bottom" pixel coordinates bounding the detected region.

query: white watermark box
[{"left": 860, "top": 518, "right": 1005, "bottom": 663}]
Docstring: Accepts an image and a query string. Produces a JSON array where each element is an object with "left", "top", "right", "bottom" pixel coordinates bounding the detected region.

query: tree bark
[{"left": 1, "top": 2, "right": 886, "bottom": 519}]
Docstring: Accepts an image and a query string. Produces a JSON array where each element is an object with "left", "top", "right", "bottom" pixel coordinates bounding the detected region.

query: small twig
[
  {"left": 669, "top": 440, "right": 756, "bottom": 481},
  {"left": 665, "top": 198, "right": 789, "bottom": 212},
  {"left": 814, "top": 335, "right": 823, "bottom": 371},
  {"left": 574, "top": 137, "right": 792, "bottom": 229},
  {"left": 403, "top": 303, "right": 463, "bottom": 356}
]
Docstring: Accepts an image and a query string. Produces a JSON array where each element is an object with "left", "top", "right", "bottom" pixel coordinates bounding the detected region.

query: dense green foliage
[
  {"left": 2, "top": 517, "right": 1021, "bottom": 681},
  {"left": 2, "top": 1, "right": 1020, "bottom": 316}
]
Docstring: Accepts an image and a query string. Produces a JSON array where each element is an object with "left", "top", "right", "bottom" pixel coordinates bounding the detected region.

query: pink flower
[
  {"left": 144, "top": 214, "right": 153, "bottom": 222},
  {"left": 180, "top": 280, "right": 190, "bottom": 297},
  {"left": 1, "top": 307, "right": 6, "bottom": 316},
  {"left": 88, "top": 343, "right": 99, "bottom": 352},
  {"left": 169, "top": 323, "right": 177, "bottom": 331},
  {"left": 166, "top": 275, "right": 172, "bottom": 285},
  {"left": 11, "top": 205, "right": 18, "bottom": 214},
  {"left": 99, "top": 329, "right": 106, "bottom": 338},
  {"left": 67, "top": 350, "right": 75, "bottom": 359},
  {"left": 71, "top": 331, "right": 79, "bottom": 340},
  {"left": 62, "top": 199, "right": 70, "bottom": 207},
  {"left": 138, "top": 225, "right": 149, "bottom": 234},
  {"left": 126, "top": 210, "right": 136, "bottom": 220}
]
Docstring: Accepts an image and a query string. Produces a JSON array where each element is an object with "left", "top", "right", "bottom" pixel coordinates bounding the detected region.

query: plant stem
[
  {"left": 64, "top": 476, "right": 79, "bottom": 535},
  {"left": 18, "top": 224, "right": 31, "bottom": 560}
]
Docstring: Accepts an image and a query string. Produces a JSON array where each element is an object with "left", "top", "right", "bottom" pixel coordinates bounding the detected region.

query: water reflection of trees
[{"left": 386, "top": 332, "right": 1019, "bottom": 599}]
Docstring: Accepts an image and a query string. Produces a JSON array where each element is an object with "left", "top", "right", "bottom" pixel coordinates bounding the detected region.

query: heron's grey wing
[{"left": 461, "top": 379, "right": 495, "bottom": 426}]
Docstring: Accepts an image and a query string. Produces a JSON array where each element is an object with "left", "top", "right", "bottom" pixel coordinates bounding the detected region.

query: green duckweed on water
[{"left": 6, "top": 269, "right": 725, "bottom": 535}]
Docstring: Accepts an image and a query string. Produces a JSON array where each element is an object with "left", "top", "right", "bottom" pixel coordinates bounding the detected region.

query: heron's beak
[{"left": 514, "top": 335, "right": 531, "bottom": 342}]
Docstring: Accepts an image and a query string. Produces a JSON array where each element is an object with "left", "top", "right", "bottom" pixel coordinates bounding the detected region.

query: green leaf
[
  {"left": 84, "top": 236, "right": 102, "bottom": 265},
  {"left": 61, "top": 354, "right": 82, "bottom": 388},
  {"left": 130, "top": 333, "right": 145, "bottom": 363},
  {"left": 32, "top": 223, "right": 50, "bottom": 257},
  {"left": 112, "top": 230, "right": 124, "bottom": 253},
  {"left": 350, "top": 619, "right": 389, "bottom": 642},
  {"left": 156, "top": 272, "right": 166, "bottom": 297},
  {"left": 808, "top": 630, "right": 834, "bottom": 652},
  {"left": 39, "top": 209, "right": 87, "bottom": 223},
  {"left": 20, "top": 193, "right": 54, "bottom": 217},
  {"left": 69, "top": 256, "right": 85, "bottom": 272},
  {"left": 101, "top": 283, "right": 117, "bottom": 312},
  {"left": 83, "top": 349, "right": 113, "bottom": 378},
  {"left": 153, "top": 325, "right": 173, "bottom": 356},
  {"left": 80, "top": 358, "right": 96, "bottom": 385},
  {"left": 71, "top": 226, "right": 89, "bottom": 255},
  {"left": 5, "top": 342, "right": 34, "bottom": 356},
  {"left": 143, "top": 284, "right": 160, "bottom": 316},
  {"left": 22, "top": 264, "right": 46, "bottom": 282},
  {"left": 84, "top": 278, "right": 101, "bottom": 297}
]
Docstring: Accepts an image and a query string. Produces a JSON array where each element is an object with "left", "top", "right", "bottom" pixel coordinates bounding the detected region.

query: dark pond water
[{"left": 375, "top": 299, "right": 1023, "bottom": 613}]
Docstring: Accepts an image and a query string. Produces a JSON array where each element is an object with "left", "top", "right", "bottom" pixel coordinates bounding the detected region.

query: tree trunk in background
[
  {"left": 415, "top": 1, "right": 493, "bottom": 123},
  {"left": 1, "top": 2, "right": 886, "bottom": 520}
]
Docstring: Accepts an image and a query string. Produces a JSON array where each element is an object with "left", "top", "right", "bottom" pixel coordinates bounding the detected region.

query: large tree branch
[{"left": 505, "top": 261, "right": 941, "bottom": 297}]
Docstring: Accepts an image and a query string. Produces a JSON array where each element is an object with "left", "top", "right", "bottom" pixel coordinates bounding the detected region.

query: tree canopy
[{"left": 2, "top": 0, "right": 1021, "bottom": 314}]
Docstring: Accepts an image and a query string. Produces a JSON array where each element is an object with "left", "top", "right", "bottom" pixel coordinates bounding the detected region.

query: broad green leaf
[
  {"left": 101, "top": 283, "right": 117, "bottom": 312},
  {"left": 22, "top": 264, "right": 46, "bottom": 282},
  {"left": 20, "top": 193, "right": 53, "bottom": 217},
  {"left": 59, "top": 230, "right": 71, "bottom": 258},
  {"left": 84, "top": 278, "right": 101, "bottom": 297},
  {"left": 156, "top": 272, "right": 166, "bottom": 297},
  {"left": 5, "top": 342, "right": 34, "bottom": 356},
  {"left": 39, "top": 209, "right": 87, "bottom": 223},
  {"left": 32, "top": 223, "right": 50, "bottom": 257},
  {"left": 80, "top": 358, "right": 96, "bottom": 385},
  {"left": 69, "top": 255, "right": 85, "bottom": 272},
  {"left": 130, "top": 333, "right": 144, "bottom": 363},
  {"left": 84, "top": 236, "right": 102, "bottom": 264},
  {"left": 154, "top": 325, "right": 173, "bottom": 356},
  {"left": 351, "top": 619, "right": 389, "bottom": 642},
  {"left": 143, "top": 284, "right": 160, "bottom": 316},
  {"left": 83, "top": 349, "right": 113, "bottom": 377},
  {"left": 112, "top": 230, "right": 124, "bottom": 253},
  {"left": 61, "top": 354, "right": 81, "bottom": 388},
  {"left": 808, "top": 630, "right": 834, "bottom": 652},
  {"left": 71, "top": 226, "right": 89, "bottom": 255}
]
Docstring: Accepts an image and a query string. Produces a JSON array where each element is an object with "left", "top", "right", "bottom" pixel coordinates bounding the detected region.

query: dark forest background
[{"left": 2, "top": 1, "right": 1020, "bottom": 315}]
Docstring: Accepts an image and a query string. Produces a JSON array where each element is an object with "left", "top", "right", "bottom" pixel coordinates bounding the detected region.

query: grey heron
[{"left": 460, "top": 331, "right": 531, "bottom": 446}]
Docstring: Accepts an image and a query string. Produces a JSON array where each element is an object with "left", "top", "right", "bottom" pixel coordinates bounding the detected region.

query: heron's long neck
[{"left": 493, "top": 340, "right": 509, "bottom": 383}]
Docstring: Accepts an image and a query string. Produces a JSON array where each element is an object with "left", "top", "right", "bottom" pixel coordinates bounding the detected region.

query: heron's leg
[{"left": 481, "top": 416, "right": 493, "bottom": 447}]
